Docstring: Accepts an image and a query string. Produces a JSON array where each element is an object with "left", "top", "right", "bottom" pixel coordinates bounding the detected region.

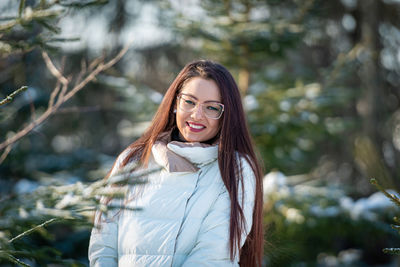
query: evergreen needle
[
  {"left": 0, "top": 251, "right": 31, "bottom": 267},
  {"left": 8, "top": 217, "right": 61, "bottom": 243},
  {"left": 383, "top": 248, "right": 400, "bottom": 255},
  {"left": 370, "top": 178, "right": 400, "bottom": 209},
  {"left": 0, "top": 86, "right": 28, "bottom": 106}
]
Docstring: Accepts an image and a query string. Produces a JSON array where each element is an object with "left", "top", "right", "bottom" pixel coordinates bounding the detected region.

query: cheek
[
  {"left": 176, "top": 110, "right": 186, "bottom": 128},
  {"left": 208, "top": 119, "right": 221, "bottom": 134}
]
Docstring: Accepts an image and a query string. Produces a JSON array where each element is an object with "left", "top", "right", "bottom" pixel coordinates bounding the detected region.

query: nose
[{"left": 190, "top": 104, "right": 204, "bottom": 120}]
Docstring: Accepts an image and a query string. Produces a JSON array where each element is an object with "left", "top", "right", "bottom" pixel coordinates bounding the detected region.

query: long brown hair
[{"left": 118, "top": 60, "right": 263, "bottom": 266}]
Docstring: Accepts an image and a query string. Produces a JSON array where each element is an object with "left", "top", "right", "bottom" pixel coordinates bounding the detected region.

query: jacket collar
[{"left": 151, "top": 130, "right": 218, "bottom": 173}]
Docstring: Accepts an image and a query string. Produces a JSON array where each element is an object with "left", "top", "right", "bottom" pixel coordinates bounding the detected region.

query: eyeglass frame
[{"left": 176, "top": 93, "right": 225, "bottom": 120}]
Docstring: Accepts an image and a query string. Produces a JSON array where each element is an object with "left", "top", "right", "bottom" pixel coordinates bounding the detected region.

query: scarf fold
[{"left": 151, "top": 130, "right": 219, "bottom": 173}]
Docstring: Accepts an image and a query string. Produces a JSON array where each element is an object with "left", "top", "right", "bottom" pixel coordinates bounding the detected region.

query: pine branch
[
  {"left": 59, "top": 0, "right": 109, "bottom": 8},
  {"left": 0, "top": 251, "right": 31, "bottom": 267},
  {"left": 19, "top": 0, "right": 26, "bottom": 17},
  {"left": 0, "top": 86, "right": 28, "bottom": 106},
  {"left": 0, "top": 158, "right": 152, "bottom": 265},
  {"left": 391, "top": 224, "right": 400, "bottom": 233},
  {"left": 8, "top": 217, "right": 61, "bottom": 243},
  {"left": 370, "top": 178, "right": 400, "bottom": 209},
  {"left": 370, "top": 178, "right": 400, "bottom": 255},
  {"left": 0, "top": 8, "right": 62, "bottom": 32},
  {"left": 382, "top": 248, "right": 400, "bottom": 255}
]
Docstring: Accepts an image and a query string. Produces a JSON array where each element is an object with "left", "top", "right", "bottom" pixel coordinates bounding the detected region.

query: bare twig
[
  {"left": 42, "top": 51, "right": 69, "bottom": 85},
  {"left": 88, "top": 56, "right": 105, "bottom": 72},
  {"left": 48, "top": 81, "right": 61, "bottom": 108},
  {"left": 0, "top": 145, "right": 12, "bottom": 164},
  {"left": 0, "top": 43, "right": 131, "bottom": 153},
  {"left": 62, "top": 44, "right": 129, "bottom": 103},
  {"left": 0, "top": 86, "right": 28, "bottom": 106},
  {"left": 56, "top": 80, "right": 69, "bottom": 105},
  {"left": 74, "top": 58, "right": 87, "bottom": 86}
]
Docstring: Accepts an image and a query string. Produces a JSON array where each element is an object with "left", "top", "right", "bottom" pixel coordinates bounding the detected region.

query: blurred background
[{"left": 1, "top": 0, "right": 400, "bottom": 266}]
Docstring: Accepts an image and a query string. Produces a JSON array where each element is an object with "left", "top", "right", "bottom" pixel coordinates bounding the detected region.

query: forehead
[{"left": 180, "top": 77, "right": 221, "bottom": 102}]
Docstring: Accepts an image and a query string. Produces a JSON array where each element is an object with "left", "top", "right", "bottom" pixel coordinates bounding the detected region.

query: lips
[{"left": 187, "top": 122, "right": 206, "bottom": 132}]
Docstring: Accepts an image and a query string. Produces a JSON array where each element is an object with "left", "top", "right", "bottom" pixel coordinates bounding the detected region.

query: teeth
[{"left": 188, "top": 123, "right": 204, "bottom": 129}]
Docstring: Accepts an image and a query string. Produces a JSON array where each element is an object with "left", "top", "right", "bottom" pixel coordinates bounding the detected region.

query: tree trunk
[
  {"left": 238, "top": 0, "right": 251, "bottom": 95},
  {"left": 356, "top": 0, "right": 396, "bottom": 188},
  {"left": 359, "top": 0, "right": 380, "bottom": 141}
]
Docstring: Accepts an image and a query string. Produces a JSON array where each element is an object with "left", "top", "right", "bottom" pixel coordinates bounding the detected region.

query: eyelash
[{"left": 185, "top": 99, "right": 195, "bottom": 105}]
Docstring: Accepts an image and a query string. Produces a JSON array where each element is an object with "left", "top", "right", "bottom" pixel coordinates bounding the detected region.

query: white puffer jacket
[{"left": 88, "top": 139, "right": 256, "bottom": 267}]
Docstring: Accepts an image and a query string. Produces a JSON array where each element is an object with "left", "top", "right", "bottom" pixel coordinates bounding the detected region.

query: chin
[
  {"left": 183, "top": 133, "right": 209, "bottom": 143},
  {"left": 185, "top": 136, "right": 203, "bottom": 143}
]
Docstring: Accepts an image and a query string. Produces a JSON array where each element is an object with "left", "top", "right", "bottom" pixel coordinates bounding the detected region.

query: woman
[{"left": 88, "top": 60, "right": 264, "bottom": 266}]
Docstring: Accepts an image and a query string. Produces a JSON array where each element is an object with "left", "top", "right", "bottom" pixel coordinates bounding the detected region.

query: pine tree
[{"left": 371, "top": 178, "right": 400, "bottom": 255}]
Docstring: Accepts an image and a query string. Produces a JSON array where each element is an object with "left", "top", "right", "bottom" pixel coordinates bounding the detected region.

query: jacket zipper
[{"left": 170, "top": 170, "right": 202, "bottom": 266}]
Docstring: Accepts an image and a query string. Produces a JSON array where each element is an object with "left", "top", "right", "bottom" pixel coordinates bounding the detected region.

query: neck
[
  {"left": 171, "top": 127, "right": 219, "bottom": 145},
  {"left": 171, "top": 127, "right": 186, "bottom": 142}
]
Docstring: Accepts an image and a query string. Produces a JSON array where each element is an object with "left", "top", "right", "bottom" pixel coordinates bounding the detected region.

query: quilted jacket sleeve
[
  {"left": 88, "top": 149, "right": 132, "bottom": 267},
  {"left": 88, "top": 206, "right": 119, "bottom": 267},
  {"left": 182, "top": 157, "right": 256, "bottom": 266}
]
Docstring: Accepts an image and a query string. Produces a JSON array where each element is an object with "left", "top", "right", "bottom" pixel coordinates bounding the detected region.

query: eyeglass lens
[{"left": 178, "top": 95, "right": 223, "bottom": 119}]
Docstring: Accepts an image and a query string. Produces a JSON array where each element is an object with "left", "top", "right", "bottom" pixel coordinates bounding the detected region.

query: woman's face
[{"left": 176, "top": 77, "right": 222, "bottom": 143}]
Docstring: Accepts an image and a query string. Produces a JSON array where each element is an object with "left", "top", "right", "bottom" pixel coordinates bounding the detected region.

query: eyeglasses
[{"left": 177, "top": 94, "right": 224, "bottom": 119}]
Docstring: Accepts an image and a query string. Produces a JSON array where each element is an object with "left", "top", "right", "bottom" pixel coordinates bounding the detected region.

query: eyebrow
[{"left": 180, "top": 93, "right": 222, "bottom": 104}]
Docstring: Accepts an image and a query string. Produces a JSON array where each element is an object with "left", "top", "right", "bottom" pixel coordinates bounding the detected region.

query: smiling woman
[{"left": 88, "top": 60, "right": 264, "bottom": 267}]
